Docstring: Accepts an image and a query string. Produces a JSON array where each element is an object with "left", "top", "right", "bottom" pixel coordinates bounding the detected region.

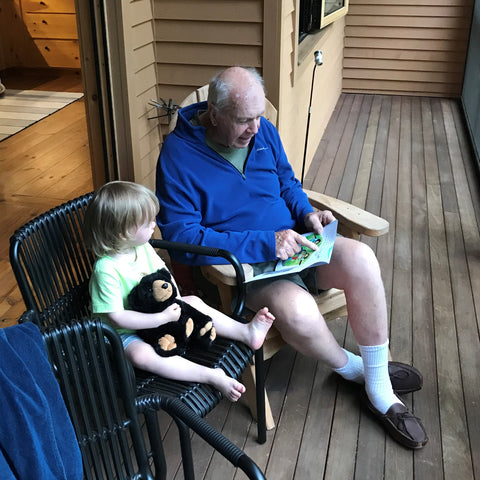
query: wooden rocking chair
[{"left": 167, "top": 84, "right": 390, "bottom": 438}]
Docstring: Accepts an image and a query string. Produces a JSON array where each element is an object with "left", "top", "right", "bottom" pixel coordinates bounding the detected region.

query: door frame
[{"left": 74, "top": 0, "right": 134, "bottom": 187}]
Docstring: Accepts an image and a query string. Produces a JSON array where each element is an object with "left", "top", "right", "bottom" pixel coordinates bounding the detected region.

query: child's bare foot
[
  {"left": 210, "top": 368, "right": 246, "bottom": 402},
  {"left": 247, "top": 307, "right": 275, "bottom": 351}
]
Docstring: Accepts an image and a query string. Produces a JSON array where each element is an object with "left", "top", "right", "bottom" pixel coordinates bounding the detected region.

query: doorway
[
  {"left": 0, "top": 0, "right": 96, "bottom": 195},
  {"left": 0, "top": 67, "right": 94, "bottom": 328}
]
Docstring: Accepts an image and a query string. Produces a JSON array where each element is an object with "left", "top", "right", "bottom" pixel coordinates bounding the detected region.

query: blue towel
[{"left": 0, "top": 323, "right": 82, "bottom": 480}]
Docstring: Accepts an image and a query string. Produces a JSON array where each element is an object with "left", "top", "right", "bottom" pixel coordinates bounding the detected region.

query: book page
[{"left": 245, "top": 219, "right": 338, "bottom": 282}]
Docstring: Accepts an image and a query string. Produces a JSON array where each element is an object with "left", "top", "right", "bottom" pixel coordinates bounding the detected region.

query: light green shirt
[
  {"left": 89, "top": 243, "right": 166, "bottom": 334},
  {"left": 205, "top": 138, "right": 248, "bottom": 173}
]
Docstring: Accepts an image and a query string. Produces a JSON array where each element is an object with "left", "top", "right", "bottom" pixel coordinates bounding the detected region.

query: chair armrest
[
  {"left": 304, "top": 189, "right": 389, "bottom": 238},
  {"left": 200, "top": 263, "right": 254, "bottom": 315},
  {"left": 18, "top": 310, "right": 41, "bottom": 325},
  {"left": 150, "top": 238, "right": 246, "bottom": 317},
  {"left": 201, "top": 263, "right": 254, "bottom": 287}
]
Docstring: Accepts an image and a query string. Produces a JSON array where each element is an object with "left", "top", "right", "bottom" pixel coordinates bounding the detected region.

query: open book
[{"left": 245, "top": 219, "right": 338, "bottom": 282}]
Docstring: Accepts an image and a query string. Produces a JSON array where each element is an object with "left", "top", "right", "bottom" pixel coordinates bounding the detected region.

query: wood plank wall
[
  {"left": 343, "top": 0, "right": 474, "bottom": 97},
  {"left": 278, "top": 6, "right": 345, "bottom": 176},
  {"left": 152, "top": 0, "right": 345, "bottom": 177},
  {"left": 122, "top": 0, "right": 162, "bottom": 192},
  {"left": 153, "top": 0, "right": 263, "bottom": 129}
]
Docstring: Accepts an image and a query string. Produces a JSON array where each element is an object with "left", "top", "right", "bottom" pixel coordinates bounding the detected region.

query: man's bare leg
[{"left": 246, "top": 237, "right": 399, "bottom": 411}]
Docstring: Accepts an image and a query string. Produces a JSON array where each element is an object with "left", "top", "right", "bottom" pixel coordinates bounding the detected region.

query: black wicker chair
[
  {"left": 9, "top": 193, "right": 268, "bottom": 469},
  {"left": 42, "top": 317, "right": 265, "bottom": 480}
]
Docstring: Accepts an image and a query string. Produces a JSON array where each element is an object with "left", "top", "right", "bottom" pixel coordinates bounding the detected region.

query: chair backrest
[
  {"left": 169, "top": 84, "right": 278, "bottom": 132},
  {"left": 10, "top": 193, "right": 95, "bottom": 328},
  {"left": 43, "top": 318, "right": 159, "bottom": 480}
]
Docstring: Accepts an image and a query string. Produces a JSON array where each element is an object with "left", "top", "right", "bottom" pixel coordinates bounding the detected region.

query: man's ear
[{"left": 208, "top": 104, "right": 218, "bottom": 127}]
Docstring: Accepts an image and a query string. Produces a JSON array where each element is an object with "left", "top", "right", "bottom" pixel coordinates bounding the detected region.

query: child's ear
[{"left": 121, "top": 228, "right": 135, "bottom": 242}]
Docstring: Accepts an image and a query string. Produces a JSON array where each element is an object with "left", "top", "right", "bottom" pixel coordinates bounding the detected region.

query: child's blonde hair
[{"left": 84, "top": 181, "right": 159, "bottom": 257}]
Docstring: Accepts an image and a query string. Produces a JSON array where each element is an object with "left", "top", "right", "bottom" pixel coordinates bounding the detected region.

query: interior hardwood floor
[
  {"left": 0, "top": 67, "right": 93, "bottom": 328},
  {"left": 1, "top": 83, "right": 479, "bottom": 479}
]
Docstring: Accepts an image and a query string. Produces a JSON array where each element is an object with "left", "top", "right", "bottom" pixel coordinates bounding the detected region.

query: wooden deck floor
[
  {"left": 1, "top": 85, "right": 479, "bottom": 479},
  {"left": 157, "top": 94, "right": 480, "bottom": 480}
]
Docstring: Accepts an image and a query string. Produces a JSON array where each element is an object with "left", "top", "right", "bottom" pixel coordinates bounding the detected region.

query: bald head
[
  {"left": 208, "top": 67, "right": 265, "bottom": 113},
  {"left": 203, "top": 67, "right": 266, "bottom": 149}
]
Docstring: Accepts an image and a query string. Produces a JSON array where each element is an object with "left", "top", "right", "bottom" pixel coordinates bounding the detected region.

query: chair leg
[
  {"left": 172, "top": 417, "right": 195, "bottom": 480},
  {"left": 216, "top": 283, "right": 234, "bottom": 315},
  {"left": 144, "top": 409, "right": 168, "bottom": 480},
  {"left": 241, "top": 349, "right": 275, "bottom": 444},
  {"left": 149, "top": 396, "right": 266, "bottom": 480},
  {"left": 209, "top": 282, "right": 275, "bottom": 441}
]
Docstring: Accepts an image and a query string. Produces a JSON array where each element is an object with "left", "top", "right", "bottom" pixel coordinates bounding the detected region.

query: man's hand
[
  {"left": 275, "top": 229, "right": 319, "bottom": 260},
  {"left": 304, "top": 210, "right": 336, "bottom": 235}
]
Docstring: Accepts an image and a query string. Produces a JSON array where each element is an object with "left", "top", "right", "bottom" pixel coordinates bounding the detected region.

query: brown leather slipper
[
  {"left": 388, "top": 361, "right": 423, "bottom": 394},
  {"left": 360, "top": 391, "right": 428, "bottom": 449},
  {"left": 336, "top": 361, "right": 423, "bottom": 395}
]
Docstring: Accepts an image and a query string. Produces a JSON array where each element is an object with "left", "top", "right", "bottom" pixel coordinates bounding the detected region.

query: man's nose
[{"left": 248, "top": 118, "right": 260, "bottom": 134}]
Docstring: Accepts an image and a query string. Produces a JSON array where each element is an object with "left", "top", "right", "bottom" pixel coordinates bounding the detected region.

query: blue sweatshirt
[{"left": 156, "top": 101, "right": 313, "bottom": 265}]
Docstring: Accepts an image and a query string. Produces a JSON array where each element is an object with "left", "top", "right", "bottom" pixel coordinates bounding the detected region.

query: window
[{"left": 299, "top": 0, "right": 349, "bottom": 42}]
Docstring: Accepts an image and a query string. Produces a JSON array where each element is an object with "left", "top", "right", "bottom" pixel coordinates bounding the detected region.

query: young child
[{"left": 83, "top": 181, "right": 275, "bottom": 402}]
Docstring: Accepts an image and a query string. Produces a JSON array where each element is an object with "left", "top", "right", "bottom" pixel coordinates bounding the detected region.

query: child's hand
[{"left": 156, "top": 302, "right": 181, "bottom": 325}]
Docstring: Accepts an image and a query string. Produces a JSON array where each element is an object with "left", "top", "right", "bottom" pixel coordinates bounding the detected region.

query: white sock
[
  {"left": 333, "top": 349, "right": 364, "bottom": 383},
  {"left": 359, "top": 341, "right": 402, "bottom": 414}
]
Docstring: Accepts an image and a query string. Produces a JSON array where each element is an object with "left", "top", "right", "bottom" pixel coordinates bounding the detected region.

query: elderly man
[{"left": 156, "top": 66, "right": 427, "bottom": 449}]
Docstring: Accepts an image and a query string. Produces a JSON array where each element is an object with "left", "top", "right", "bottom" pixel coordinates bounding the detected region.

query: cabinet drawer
[
  {"left": 33, "top": 39, "right": 80, "bottom": 68},
  {"left": 24, "top": 13, "right": 78, "bottom": 39},
  {"left": 22, "top": 0, "right": 76, "bottom": 14}
]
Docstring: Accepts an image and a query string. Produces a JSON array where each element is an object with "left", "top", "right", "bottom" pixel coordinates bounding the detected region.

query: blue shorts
[{"left": 119, "top": 332, "right": 143, "bottom": 349}]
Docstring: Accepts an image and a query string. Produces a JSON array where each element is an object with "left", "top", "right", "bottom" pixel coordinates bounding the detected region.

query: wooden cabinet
[{"left": 21, "top": 0, "right": 80, "bottom": 68}]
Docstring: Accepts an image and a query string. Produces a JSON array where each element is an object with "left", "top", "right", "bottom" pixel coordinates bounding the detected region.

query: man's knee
[
  {"left": 275, "top": 298, "right": 328, "bottom": 342},
  {"left": 355, "top": 241, "right": 381, "bottom": 277},
  {"left": 273, "top": 289, "right": 320, "bottom": 325},
  {"left": 248, "top": 284, "right": 315, "bottom": 329},
  {"left": 338, "top": 238, "right": 380, "bottom": 274}
]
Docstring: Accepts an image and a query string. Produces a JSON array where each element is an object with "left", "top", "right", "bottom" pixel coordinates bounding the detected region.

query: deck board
[{"left": 305, "top": 94, "right": 479, "bottom": 480}]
